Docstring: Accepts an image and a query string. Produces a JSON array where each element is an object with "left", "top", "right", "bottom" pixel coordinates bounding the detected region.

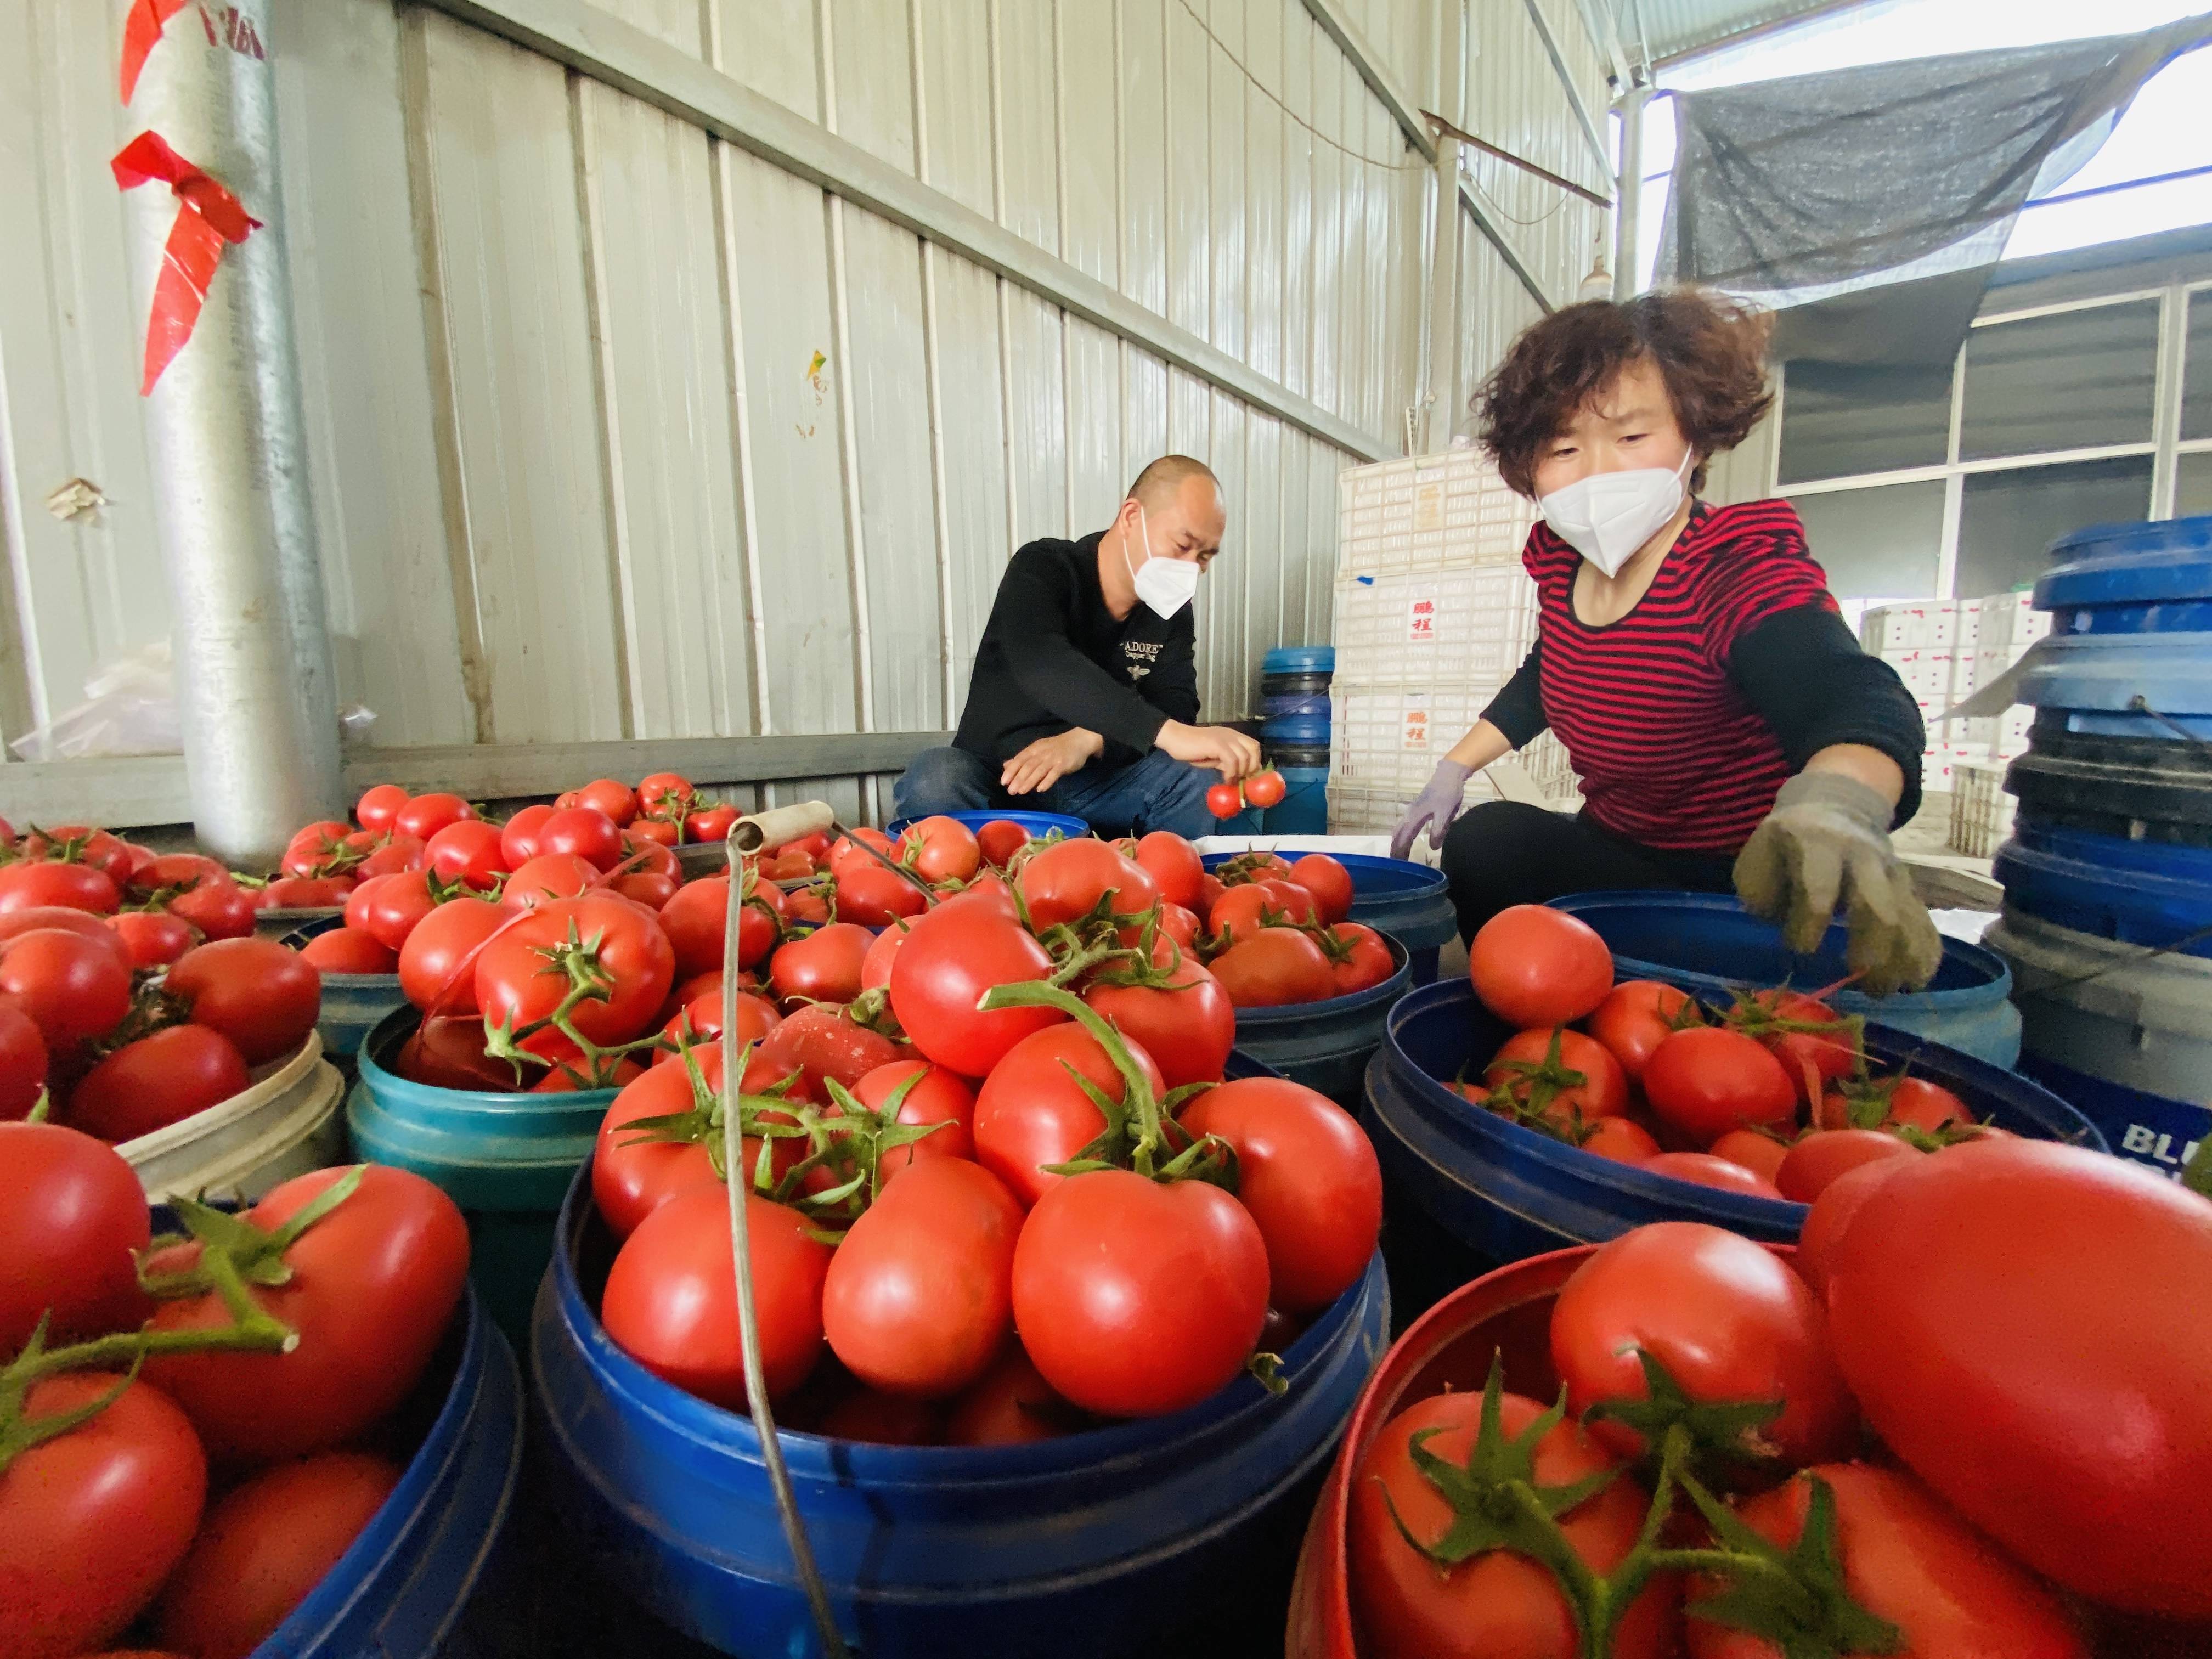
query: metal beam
[
  {"left": 1572, "top": 0, "right": 1635, "bottom": 89},
  {"left": 1295, "top": 0, "right": 1437, "bottom": 163},
  {"left": 1, "top": 734, "right": 947, "bottom": 831},
  {"left": 1460, "top": 178, "right": 1558, "bottom": 314},
  {"left": 415, "top": 0, "right": 1391, "bottom": 462},
  {"left": 1519, "top": 0, "right": 1614, "bottom": 180}
]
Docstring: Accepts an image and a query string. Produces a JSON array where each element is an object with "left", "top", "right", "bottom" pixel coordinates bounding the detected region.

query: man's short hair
[{"left": 1126, "top": 454, "right": 1221, "bottom": 511}]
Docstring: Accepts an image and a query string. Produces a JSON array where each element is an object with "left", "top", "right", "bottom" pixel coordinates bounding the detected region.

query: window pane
[
  {"left": 1778, "top": 360, "right": 1952, "bottom": 484},
  {"left": 1955, "top": 457, "right": 2152, "bottom": 596},
  {"left": 2177, "top": 450, "right": 2212, "bottom": 517},
  {"left": 1786, "top": 481, "right": 1947, "bottom": 600},
  {"left": 1959, "top": 302, "right": 2159, "bottom": 461},
  {"left": 2184, "top": 293, "right": 2212, "bottom": 442}
]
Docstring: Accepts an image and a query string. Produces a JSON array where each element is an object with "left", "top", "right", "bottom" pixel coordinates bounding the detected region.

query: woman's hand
[
  {"left": 1734, "top": 771, "right": 1943, "bottom": 995},
  {"left": 1390, "top": 759, "right": 1476, "bottom": 861}
]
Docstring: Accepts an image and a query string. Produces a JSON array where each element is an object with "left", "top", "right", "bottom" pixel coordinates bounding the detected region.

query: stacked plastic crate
[{"left": 1328, "top": 450, "right": 1575, "bottom": 844}]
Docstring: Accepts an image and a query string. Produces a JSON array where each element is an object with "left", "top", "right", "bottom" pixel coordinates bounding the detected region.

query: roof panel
[{"left": 1613, "top": 0, "right": 1869, "bottom": 65}]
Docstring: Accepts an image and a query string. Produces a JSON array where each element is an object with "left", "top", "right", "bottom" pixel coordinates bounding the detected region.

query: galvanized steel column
[
  {"left": 119, "top": 0, "right": 342, "bottom": 865},
  {"left": 1612, "top": 84, "right": 1651, "bottom": 302}
]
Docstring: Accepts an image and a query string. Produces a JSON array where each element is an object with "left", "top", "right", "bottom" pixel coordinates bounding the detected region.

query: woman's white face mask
[
  {"left": 1538, "top": 449, "right": 1694, "bottom": 577},
  {"left": 1127, "top": 506, "right": 1201, "bottom": 618}
]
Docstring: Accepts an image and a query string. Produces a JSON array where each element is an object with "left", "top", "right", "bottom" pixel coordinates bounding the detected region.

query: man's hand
[
  {"left": 1001, "top": 728, "right": 1103, "bottom": 796},
  {"left": 1154, "top": 720, "right": 1262, "bottom": 781}
]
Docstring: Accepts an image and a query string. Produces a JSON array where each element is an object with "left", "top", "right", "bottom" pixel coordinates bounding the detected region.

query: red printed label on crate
[
  {"left": 1402, "top": 696, "right": 1430, "bottom": 750},
  {"left": 1407, "top": 594, "right": 1437, "bottom": 643}
]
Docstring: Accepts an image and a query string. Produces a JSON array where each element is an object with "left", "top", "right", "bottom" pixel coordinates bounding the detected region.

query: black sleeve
[
  {"left": 1479, "top": 643, "right": 1549, "bottom": 748},
  {"left": 994, "top": 557, "right": 1173, "bottom": 753},
  {"left": 1726, "top": 603, "right": 1926, "bottom": 828},
  {"left": 1137, "top": 611, "right": 1200, "bottom": 727}
]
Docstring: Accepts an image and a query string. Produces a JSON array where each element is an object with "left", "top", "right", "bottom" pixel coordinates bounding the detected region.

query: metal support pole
[
  {"left": 1425, "top": 134, "right": 1464, "bottom": 453},
  {"left": 1613, "top": 84, "right": 1651, "bottom": 302},
  {"left": 120, "top": 0, "right": 343, "bottom": 864}
]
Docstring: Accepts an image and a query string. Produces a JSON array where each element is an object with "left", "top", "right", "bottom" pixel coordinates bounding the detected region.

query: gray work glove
[
  {"left": 1390, "top": 760, "right": 1475, "bottom": 862},
  {"left": 1734, "top": 771, "right": 1944, "bottom": 997}
]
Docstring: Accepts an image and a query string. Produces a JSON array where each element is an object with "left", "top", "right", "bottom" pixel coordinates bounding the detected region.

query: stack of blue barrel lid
[
  {"left": 1256, "top": 645, "right": 1334, "bottom": 834},
  {"left": 1983, "top": 515, "right": 2212, "bottom": 1179}
]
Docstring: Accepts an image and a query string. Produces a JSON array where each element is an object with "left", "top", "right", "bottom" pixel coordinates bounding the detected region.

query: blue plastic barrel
[
  {"left": 284, "top": 914, "right": 407, "bottom": 1058},
  {"left": 1994, "top": 825, "right": 2212, "bottom": 957},
  {"left": 1204, "top": 852, "right": 1457, "bottom": 986},
  {"left": 1265, "top": 766, "right": 1330, "bottom": 836},
  {"left": 1261, "top": 691, "right": 1332, "bottom": 719},
  {"left": 1362, "top": 978, "right": 2104, "bottom": 1318},
  {"left": 1221, "top": 932, "right": 1409, "bottom": 1103},
  {"left": 1262, "top": 645, "right": 1336, "bottom": 677},
  {"left": 348, "top": 1006, "right": 614, "bottom": 1345},
  {"left": 884, "top": 809, "right": 1089, "bottom": 841},
  {"left": 528, "top": 1085, "right": 1391, "bottom": 1654},
  {"left": 256, "top": 1282, "right": 523, "bottom": 1658},
  {"left": 1259, "top": 713, "right": 1331, "bottom": 748},
  {"left": 1546, "top": 891, "right": 2023, "bottom": 1068}
]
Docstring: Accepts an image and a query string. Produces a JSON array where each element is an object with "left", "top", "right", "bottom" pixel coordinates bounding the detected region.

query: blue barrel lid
[
  {"left": 1261, "top": 645, "right": 1335, "bottom": 676},
  {"left": 2045, "top": 515, "right": 2212, "bottom": 569},
  {"left": 2037, "top": 523, "right": 2212, "bottom": 614},
  {"left": 2014, "top": 633, "right": 2212, "bottom": 719}
]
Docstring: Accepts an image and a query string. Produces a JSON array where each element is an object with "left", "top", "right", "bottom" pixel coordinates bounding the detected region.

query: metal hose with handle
[{"left": 720, "top": 801, "right": 851, "bottom": 1658}]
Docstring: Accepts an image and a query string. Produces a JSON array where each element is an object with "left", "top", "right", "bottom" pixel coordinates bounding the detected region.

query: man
[{"left": 893, "top": 455, "right": 1261, "bottom": 838}]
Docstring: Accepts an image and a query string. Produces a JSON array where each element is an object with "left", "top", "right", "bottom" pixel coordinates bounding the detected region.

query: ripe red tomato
[
  {"left": 1205, "top": 883, "right": 1285, "bottom": 949},
  {"left": 853, "top": 1060, "right": 975, "bottom": 1177},
  {"left": 1204, "top": 782, "right": 1243, "bottom": 819},
  {"left": 1685, "top": 1463, "right": 2089, "bottom": 1659},
  {"left": 1018, "top": 838, "right": 1160, "bottom": 929},
  {"left": 126, "top": 853, "right": 232, "bottom": 898},
  {"left": 278, "top": 822, "right": 352, "bottom": 879},
  {"left": 858, "top": 921, "right": 905, "bottom": 991},
  {"left": 67, "top": 1025, "right": 251, "bottom": 1143},
  {"left": 108, "top": 910, "right": 198, "bottom": 970},
  {"left": 944, "top": 1344, "right": 1076, "bottom": 1446},
  {"left": 155, "top": 1451, "right": 402, "bottom": 1659},
  {"left": 625, "top": 816, "right": 679, "bottom": 850},
  {"left": 392, "top": 793, "right": 475, "bottom": 841},
  {"left": 836, "top": 861, "right": 928, "bottom": 928},
  {"left": 1256, "top": 877, "right": 1318, "bottom": 926},
  {"left": 824, "top": 1159, "right": 1023, "bottom": 1398},
  {"left": 591, "top": 1045, "right": 805, "bottom": 1238},
  {"left": 827, "top": 827, "right": 898, "bottom": 877},
  {"left": 0, "top": 927, "right": 133, "bottom": 1048},
  {"left": 165, "top": 878, "right": 255, "bottom": 940},
  {"left": 1242, "top": 769, "right": 1286, "bottom": 808},
  {"left": 1881, "top": 1076, "right": 1971, "bottom": 1135},
  {"left": 1348, "top": 1389, "right": 1675, "bottom": 1659},
  {"left": 1707, "top": 1127, "right": 1791, "bottom": 1186},
  {"left": 636, "top": 772, "right": 695, "bottom": 817},
  {"left": 1792, "top": 1154, "right": 1911, "bottom": 1298},
  {"left": 753, "top": 1002, "right": 898, "bottom": 1093},
  {"left": 657, "top": 876, "right": 735, "bottom": 979},
  {"left": 1773, "top": 1127, "right": 1915, "bottom": 1204},
  {"left": 782, "top": 884, "right": 831, "bottom": 927},
  {"left": 0, "top": 905, "right": 133, "bottom": 964},
  {"left": 1208, "top": 927, "right": 1336, "bottom": 1008},
  {"left": 498, "top": 804, "right": 556, "bottom": 868},
  {"left": 1742, "top": 989, "right": 1860, "bottom": 1110},
  {"left": 887, "top": 888, "right": 1065, "bottom": 1078},
  {"left": 500, "top": 853, "right": 598, "bottom": 910},
  {"left": 1156, "top": 901, "right": 1201, "bottom": 953},
  {"left": 1643, "top": 1026, "right": 1797, "bottom": 1144},
  {"left": 143, "top": 1166, "right": 468, "bottom": 1462},
  {"left": 354, "top": 782, "right": 411, "bottom": 833},
  {"left": 1468, "top": 905, "right": 1612, "bottom": 1027},
  {"left": 0, "top": 857, "right": 120, "bottom": 915},
  {"left": 166, "top": 937, "right": 321, "bottom": 1064},
  {"left": 255, "top": 875, "right": 356, "bottom": 911},
  {"left": 768, "top": 921, "right": 873, "bottom": 1006},
  {"left": 972, "top": 1023, "right": 1167, "bottom": 1208},
  {"left": 424, "top": 820, "right": 511, "bottom": 890},
  {"left": 475, "top": 894, "right": 673, "bottom": 1046},
  {"left": 1483, "top": 1027, "right": 1630, "bottom": 1127},
  {"left": 354, "top": 834, "right": 427, "bottom": 879},
  {"left": 0, "top": 1373, "right": 207, "bottom": 1659},
  {"left": 1552, "top": 1222, "right": 1857, "bottom": 1468},
  {"left": 602, "top": 1185, "right": 833, "bottom": 1407},
  {"left": 1822, "top": 1139, "right": 2212, "bottom": 1617},
  {"left": 1288, "top": 853, "right": 1354, "bottom": 924},
  {"left": 684, "top": 804, "right": 739, "bottom": 844},
  {"left": 1011, "top": 1169, "right": 1269, "bottom": 1417},
  {"left": 1126, "top": 831, "right": 1201, "bottom": 909},
  {"left": 974, "top": 820, "right": 1031, "bottom": 868},
  {"left": 535, "top": 807, "right": 624, "bottom": 873},
  {"left": 655, "top": 988, "right": 780, "bottom": 1064},
  {"left": 396, "top": 896, "right": 510, "bottom": 1013},
  {"left": 394, "top": 1014, "right": 516, "bottom": 1092},
  {"left": 0, "top": 1001, "right": 48, "bottom": 1121},
  {"left": 896, "top": 815, "right": 982, "bottom": 885},
  {"left": 0, "top": 1119, "right": 150, "bottom": 1350},
  {"left": 1587, "top": 979, "right": 1697, "bottom": 1080},
  {"left": 1080, "top": 955, "right": 1233, "bottom": 1089},
  {"left": 1641, "top": 1150, "right": 1786, "bottom": 1198},
  {"left": 1179, "top": 1077, "right": 1381, "bottom": 1314},
  {"left": 357, "top": 870, "right": 439, "bottom": 951},
  {"left": 299, "top": 925, "right": 398, "bottom": 975},
  {"left": 1579, "top": 1115, "right": 1661, "bottom": 1165},
  {"left": 573, "top": 777, "right": 637, "bottom": 826}
]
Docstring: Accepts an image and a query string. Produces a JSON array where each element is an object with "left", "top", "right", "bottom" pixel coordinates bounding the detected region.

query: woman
[{"left": 1390, "top": 290, "right": 1941, "bottom": 994}]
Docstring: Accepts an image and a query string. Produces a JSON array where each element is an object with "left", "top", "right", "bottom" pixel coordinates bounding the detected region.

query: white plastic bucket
[{"left": 120, "top": 1032, "right": 348, "bottom": 1203}]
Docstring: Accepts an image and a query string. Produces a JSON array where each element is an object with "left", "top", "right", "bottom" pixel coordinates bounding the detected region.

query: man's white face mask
[
  {"left": 1538, "top": 448, "right": 1694, "bottom": 577},
  {"left": 1127, "top": 505, "right": 1201, "bottom": 619}
]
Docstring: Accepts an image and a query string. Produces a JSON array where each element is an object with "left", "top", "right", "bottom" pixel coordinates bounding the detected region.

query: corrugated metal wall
[{"left": 0, "top": 0, "right": 1609, "bottom": 821}]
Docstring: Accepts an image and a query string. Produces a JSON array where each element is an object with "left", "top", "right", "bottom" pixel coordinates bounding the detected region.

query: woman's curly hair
[{"left": 1476, "top": 290, "right": 1775, "bottom": 496}]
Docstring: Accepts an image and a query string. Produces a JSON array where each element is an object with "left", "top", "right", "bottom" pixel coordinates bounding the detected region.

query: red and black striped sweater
[{"left": 1479, "top": 499, "right": 1925, "bottom": 855}]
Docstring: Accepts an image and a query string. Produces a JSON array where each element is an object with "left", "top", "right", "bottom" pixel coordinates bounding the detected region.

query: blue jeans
[{"left": 892, "top": 745, "right": 1216, "bottom": 839}]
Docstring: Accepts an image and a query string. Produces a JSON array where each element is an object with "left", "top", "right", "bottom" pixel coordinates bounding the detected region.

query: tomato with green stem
[
  {"left": 67, "top": 1026, "right": 251, "bottom": 1144},
  {"left": 1587, "top": 980, "right": 1700, "bottom": 1080},
  {"left": 1204, "top": 883, "right": 1291, "bottom": 950},
  {"left": 896, "top": 816, "right": 982, "bottom": 885},
  {"left": 1017, "top": 838, "right": 1160, "bottom": 930},
  {"left": 166, "top": 936, "right": 323, "bottom": 1064},
  {"left": 1643, "top": 1027, "right": 1797, "bottom": 1146},
  {"left": 1485, "top": 1028, "right": 1631, "bottom": 1128},
  {"left": 768, "top": 921, "right": 873, "bottom": 1007},
  {"left": 1207, "top": 926, "right": 1335, "bottom": 1008},
  {"left": 423, "top": 820, "right": 511, "bottom": 890},
  {"left": 636, "top": 772, "right": 695, "bottom": 817},
  {"left": 499, "top": 854, "right": 597, "bottom": 911},
  {"left": 0, "top": 928, "right": 134, "bottom": 1049},
  {"left": 851, "top": 1060, "right": 975, "bottom": 1177},
  {"left": 1288, "top": 853, "right": 1353, "bottom": 924},
  {"left": 1205, "top": 781, "right": 1243, "bottom": 819},
  {"left": 397, "top": 895, "right": 509, "bottom": 1014},
  {"left": 0, "top": 859, "right": 121, "bottom": 916},
  {"left": 474, "top": 892, "right": 674, "bottom": 1049},
  {"left": 1131, "top": 831, "right": 1204, "bottom": 909},
  {"left": 971, "top": 1022, "right": 1168, "bottom": 1208},
  {"left": 166, "top": 879, "right": 255, "bottom": 940},
  {"left": 887, "top": 888, "right": 1068, "bottom": 1079},
  {"left": 1080, "top": 950, "right": 1233, "bottom": 1090}
]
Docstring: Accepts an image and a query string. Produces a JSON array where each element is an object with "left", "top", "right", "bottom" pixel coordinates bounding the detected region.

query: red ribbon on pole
[
  {"left": 119, "top": 0, "right": 188, "bottom": 104},
  {"left": 111, "top": 131, "right": 262, "bottom": 396}
]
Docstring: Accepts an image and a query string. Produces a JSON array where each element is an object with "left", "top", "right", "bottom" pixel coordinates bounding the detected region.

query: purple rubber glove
[{"left": 1390, "top": 759, "right": 1475, "bottom": 861}]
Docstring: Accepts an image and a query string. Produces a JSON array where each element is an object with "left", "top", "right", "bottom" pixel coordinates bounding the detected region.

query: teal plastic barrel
[
  {"left": 285, "top": 914, "right": 406, "bottom": 1058},
  {"left": 348, "top": 1006, "right": 613, "bottom": 1344},
  {"left": 1263, "top": 766, "right": 1330, "bottom": 836}
]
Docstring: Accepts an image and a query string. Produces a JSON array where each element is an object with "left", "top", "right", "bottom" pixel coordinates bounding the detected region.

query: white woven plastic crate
[
  {"left": 1519, "top": 730, "right": 1584, "bottom": 804},
  {"left": 1334, "top": 568, "right": 1538, "bottom": 686},
  {"left": 1948, "top": 760, "right": 2015, "bottom": 859},
  {"left": 1330, "top": 681, "right": 1498, "bottom": 796}
]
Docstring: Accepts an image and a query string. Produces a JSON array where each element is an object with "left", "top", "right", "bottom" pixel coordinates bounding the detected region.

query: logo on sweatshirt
[{"left": 1123, "top": 639, "right": 1162, "bottom": 681}]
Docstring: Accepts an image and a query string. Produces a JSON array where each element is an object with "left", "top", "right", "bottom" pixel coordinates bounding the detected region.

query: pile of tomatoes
[
  {"left": 1457, "top": 905, "right": 1994, "bottom": 1201},
  {"left": 1347, "top": 1135, "right": 2212, "bottom": 1656},
  {"left": 2, "top": 1120, "right": 472, "bottom": 1659},
  {"left": 586, "top": 822, "right": 1387, "bottom": 1444}
]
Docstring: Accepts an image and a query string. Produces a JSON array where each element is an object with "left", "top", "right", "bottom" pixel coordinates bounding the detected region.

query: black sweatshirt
[{"left": 953, "top": 534, "right": 1201, "bottom": 765}]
